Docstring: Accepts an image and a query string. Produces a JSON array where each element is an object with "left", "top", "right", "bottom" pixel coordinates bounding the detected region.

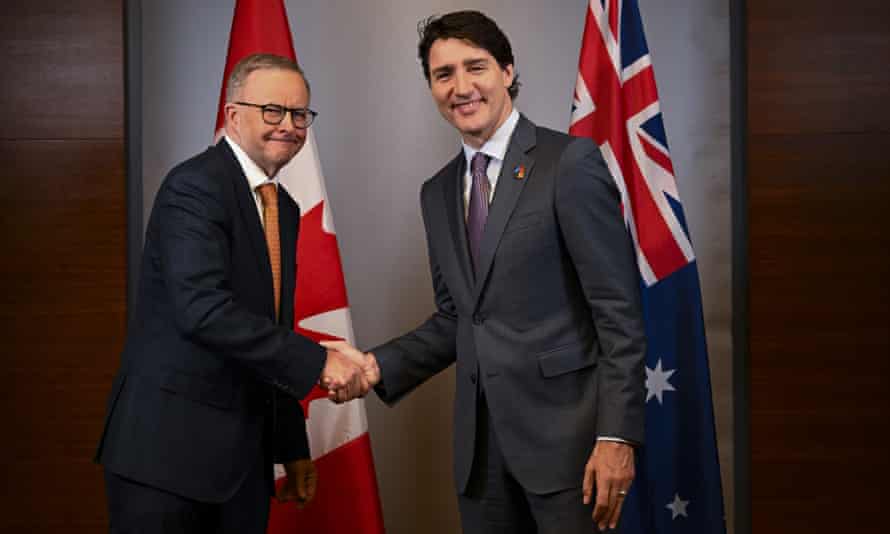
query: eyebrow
[
  {"left": 463, "top": 58, "right": 488, "bottom": 68},
  {"left": 431, "top": 65, "right": 454, "bottom": 77},
  {"left": 431, "top": 57, "right": 490, "bottom": 77}
]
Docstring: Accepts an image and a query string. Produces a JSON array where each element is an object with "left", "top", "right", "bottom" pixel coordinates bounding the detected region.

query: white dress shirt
[
  {"left": 224, "top": 135, "right": 278, "bottom": 228},
  {"left": 460, "top": 108, "right": 520, "bottom": 215}
]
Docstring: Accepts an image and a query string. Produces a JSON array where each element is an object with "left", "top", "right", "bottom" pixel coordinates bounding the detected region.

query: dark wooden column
[
  {"left": 747, "top": 1, "right": 890, "bottom": 532},
  {"left": 0, "top": 1, "right": 125, "bottom": 531}
]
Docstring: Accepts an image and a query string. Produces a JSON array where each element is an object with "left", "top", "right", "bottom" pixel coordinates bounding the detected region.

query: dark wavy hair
[{"left": 417, "top": 10, "right": 521, "bottom": 100}]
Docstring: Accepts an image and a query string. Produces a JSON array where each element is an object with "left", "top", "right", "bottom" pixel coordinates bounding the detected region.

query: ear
[
  {"left": 224, "top": 102, "right": 239, "bottom": 128},
  {"left": 502, "top": 64, "right": 515, "bottom": 89}
]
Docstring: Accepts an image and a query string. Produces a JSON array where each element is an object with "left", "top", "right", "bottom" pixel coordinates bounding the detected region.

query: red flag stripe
[
  {"left": 268, "top": 434, "right": 385, "bottom": 534},
  {"left": 639, "top": 134, "right": 674, "bottom": 176}
]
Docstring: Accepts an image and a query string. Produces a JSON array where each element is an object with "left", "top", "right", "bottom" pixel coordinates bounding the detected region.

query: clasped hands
[{"left": 319, "top": 340, "right": 379, "bottom": 403}]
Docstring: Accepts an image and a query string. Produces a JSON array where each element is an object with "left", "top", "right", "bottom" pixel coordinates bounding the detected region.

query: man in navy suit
[
  {"left": 326, "top": 11, "right": 646, "bottom": 534},
  {"left": 96, "top": 54, "right": 367, "bottom": 533}
]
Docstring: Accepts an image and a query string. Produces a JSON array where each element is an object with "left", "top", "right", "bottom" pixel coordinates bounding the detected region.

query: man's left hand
[
  {"left": 276, "top": 458, "right": 318, "bottom": 508},
  {"left": 583, "top": 440, "right": 635, "bottom": 530}
]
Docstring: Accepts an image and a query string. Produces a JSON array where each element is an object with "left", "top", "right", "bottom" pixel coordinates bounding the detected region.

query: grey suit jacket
[{"left": 373, "top": 115, "right": 646, "bottom": 495}]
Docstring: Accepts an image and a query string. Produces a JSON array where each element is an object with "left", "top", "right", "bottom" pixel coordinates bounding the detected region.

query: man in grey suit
[{"left": 326, "top": 11, "right": 646, "bottom": 533}]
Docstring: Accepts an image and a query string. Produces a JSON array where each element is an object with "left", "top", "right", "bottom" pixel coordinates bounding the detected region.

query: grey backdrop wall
[{"left": 140, "top": 1, "right": 732, "bottom": 532}]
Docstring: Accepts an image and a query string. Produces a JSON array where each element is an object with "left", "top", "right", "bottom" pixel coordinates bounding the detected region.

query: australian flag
[{"left": 570, "top": 1, "right": 727, "bottom": 533}]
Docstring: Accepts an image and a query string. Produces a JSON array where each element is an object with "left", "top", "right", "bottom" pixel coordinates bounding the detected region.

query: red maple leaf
[{"left": 291, "top": 201, "right": 351, "bottom": 418}]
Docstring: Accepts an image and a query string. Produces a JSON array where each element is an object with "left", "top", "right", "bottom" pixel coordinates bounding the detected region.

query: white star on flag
[
  {"left": 645, "top": 358, "right": 676, "bottom": 403},
  {"left": 666, "top": 493, "right": 690, "bottom": 519}
]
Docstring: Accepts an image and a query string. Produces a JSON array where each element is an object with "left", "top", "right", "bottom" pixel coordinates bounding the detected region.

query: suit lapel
[
  {"left": 220, "top": 141, "right": 275, "bottom": 312},
  {"left": 278, "top": 189, "right": 297, "bottom": 327},
  {"left": 442, "top": 153, "right": 475, "bottom": 292},
  {"left": 472, "top": 116, "right": 537, "bottom": 305}
]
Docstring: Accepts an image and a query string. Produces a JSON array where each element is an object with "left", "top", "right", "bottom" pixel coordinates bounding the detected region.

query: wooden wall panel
[
  {"left": 0, "top": 2, "right": 124, "bottom": 532},
  {"left": 0, "top": 2, "right": 123, "bottom": 140},
  {"left": 747, "top": 0, "right": 890, "bottom": 136},
  {"left": 747, "top": 0, "right": 890, "bottom": 533}
]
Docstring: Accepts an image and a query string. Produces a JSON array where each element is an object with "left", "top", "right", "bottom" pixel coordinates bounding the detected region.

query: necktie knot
[
  {"left": 256, "top": 182, "right": 277, "bottom": 206},
  {"left": 471, "top": 152, "right": 490, "bottom": 179}
]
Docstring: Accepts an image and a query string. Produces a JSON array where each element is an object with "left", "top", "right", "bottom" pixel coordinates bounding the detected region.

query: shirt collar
[
  {"left": 224, "top": 135, "right": 278, "bottom": 191},
  {"left": 461, "top": 108, "right": 520, "bottom": 169}
]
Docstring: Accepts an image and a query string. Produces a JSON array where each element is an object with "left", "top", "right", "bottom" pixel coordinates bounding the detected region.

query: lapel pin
[{"left": 513, "top": 164, "right": 526, "bottom": 180}]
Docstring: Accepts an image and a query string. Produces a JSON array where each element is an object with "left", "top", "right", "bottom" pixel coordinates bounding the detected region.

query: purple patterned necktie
[{"left": 467, "top": 152, "right": 491, "bottom": 269}]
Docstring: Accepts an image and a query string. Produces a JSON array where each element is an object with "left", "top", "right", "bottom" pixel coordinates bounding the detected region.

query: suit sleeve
[
  {"left": 371, "top": 182, "right": 459, "bottom": 404},
  {"left": 273, "top": 391, "right": 310, "bottom": 462},
  {"left": 554, "top": 138, "right": 647, "bottom": 445},
  {"left": 154, "top": 170, "right": 326, "bottom": 401}
]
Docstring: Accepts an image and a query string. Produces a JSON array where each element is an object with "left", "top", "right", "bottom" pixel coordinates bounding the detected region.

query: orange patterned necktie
[{"left": 255, "top": 183, "right": 281, "bottom": 322}]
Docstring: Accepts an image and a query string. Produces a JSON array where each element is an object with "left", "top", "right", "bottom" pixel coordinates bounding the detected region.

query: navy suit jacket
[
  {"left": 373, "top": 116, "right": 647, "bottom": 495},
  {"left": 95, "top": 140, "right": 326, "bottom": 503}
]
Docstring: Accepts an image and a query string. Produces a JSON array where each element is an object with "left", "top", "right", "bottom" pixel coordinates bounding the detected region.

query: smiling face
[
  {"left": 224, "top": 68, "right": 309, "bottom": 177},
  {"left": 427, "top": 38, "right": 515, "bottom": 149}
]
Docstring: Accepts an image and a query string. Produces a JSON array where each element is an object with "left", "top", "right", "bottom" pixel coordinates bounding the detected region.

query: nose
[
  {"left": 454, "top": 70, "right": 472, "bottom": 97},
  {"left": 277, "top": 111, "right": 297, "bottom": 133}
]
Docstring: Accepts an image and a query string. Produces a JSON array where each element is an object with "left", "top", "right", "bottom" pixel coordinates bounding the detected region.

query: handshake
[{"left": 319, "top": 340, "right": 380, "bottom": 403}]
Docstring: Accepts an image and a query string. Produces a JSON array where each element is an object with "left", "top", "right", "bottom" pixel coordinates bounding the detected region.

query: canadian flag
[{"left": 213, "top": 1, "right": 385, "bottom": 533}]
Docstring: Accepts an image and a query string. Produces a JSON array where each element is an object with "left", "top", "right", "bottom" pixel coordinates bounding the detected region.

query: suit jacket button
[
  {"left": 473, "top": 314, "right": 483, "bottom": 325},
  {"left": 470, "top": 373, "right": 477, "bottom": 384}
]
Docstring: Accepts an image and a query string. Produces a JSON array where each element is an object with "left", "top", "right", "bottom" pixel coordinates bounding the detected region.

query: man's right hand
[
  {"left": 320, "top": 347, "right": 367, "bottom": 400},
  {"left": 320, "top": 340, "right": 380, "bottom": 403}
]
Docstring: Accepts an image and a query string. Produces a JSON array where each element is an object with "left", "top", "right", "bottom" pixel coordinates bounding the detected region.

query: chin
[
  {"left": 453, "top": 118, "right": 484, "bottom": 135},
  {"left": 458, "top": 125, "right": 485, "bottom": 139},
  {"left": 271, "top": 150, "right": 298, "bottom": 164}
]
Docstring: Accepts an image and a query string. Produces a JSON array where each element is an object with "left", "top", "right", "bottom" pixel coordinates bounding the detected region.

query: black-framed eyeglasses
[{"left": 235, "top": 101, "right": 318, "bottom": 128}]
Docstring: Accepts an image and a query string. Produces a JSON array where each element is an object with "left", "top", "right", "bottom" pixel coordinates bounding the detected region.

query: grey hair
[{"left": 225, "top": 53, "right": 311, "bottom": 102}]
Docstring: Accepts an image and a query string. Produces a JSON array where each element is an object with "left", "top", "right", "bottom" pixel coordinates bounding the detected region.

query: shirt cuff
[{"left": 597, "top": 436, "right": 634, "bottom": 445}]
